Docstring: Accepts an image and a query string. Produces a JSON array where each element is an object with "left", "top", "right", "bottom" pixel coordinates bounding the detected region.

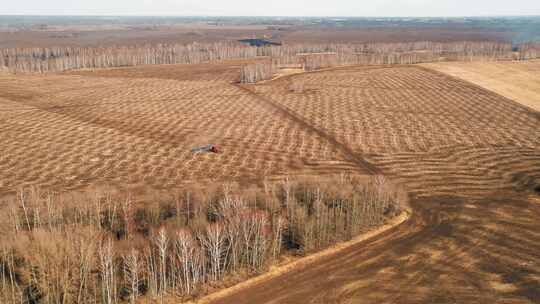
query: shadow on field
[{"left": 211, "top": 189, "right": 540, "bottom": 304}]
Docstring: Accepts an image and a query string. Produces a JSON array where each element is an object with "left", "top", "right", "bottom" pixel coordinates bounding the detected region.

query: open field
[
  {"left": 0, "top": 60, "right": 539, "bottom": 303},
  {"left": 204, "top": 65, "right": 540, "bottom": 303},
  {"left": 423, "top": 60, "right": 540, "bottom": 111},
  {"left": 0, "top": 62, "right": 357, "bottom": 194},
  {"left": 250, "top": 65, "right": 540, "bottom": 197},
  {"left": 10, "top": 62, "right": 538, "bottom": 195},
  {"left": 64, "top": 60, "right": 251, "bottom": 82}
]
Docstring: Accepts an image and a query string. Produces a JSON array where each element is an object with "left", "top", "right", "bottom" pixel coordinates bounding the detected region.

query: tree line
[
  {"left": 239, "top": 41, "right": 537, "bottom": 82},
  {"left": 1, "top": 41, "right": 538, "bottom": 74},
  {"left": 239, "top": 59, "right": 276, "bottom": 83},
  {"left": 0, "top": 175, "right": 405, "bottom": 303}
]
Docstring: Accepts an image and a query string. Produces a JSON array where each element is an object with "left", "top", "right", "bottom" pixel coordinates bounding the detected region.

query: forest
[
  {"left": 2, "top": 41, "right": 538, "bottom": 75},
  {"left": 0, "top": 176, "right": 406, "bottom": 303}
]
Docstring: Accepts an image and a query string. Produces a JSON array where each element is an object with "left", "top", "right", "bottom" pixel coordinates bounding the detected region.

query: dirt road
[
  {"left": 210, "top": 191, "right": 540, "bottom": 303},
  {"left": 210, "top": 68, "right": 540, "bottom": 304}
]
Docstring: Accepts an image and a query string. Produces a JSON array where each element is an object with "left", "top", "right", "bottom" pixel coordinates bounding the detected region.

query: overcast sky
[{"left": 1, "top": 0, "right": 540, "bottom": 17}]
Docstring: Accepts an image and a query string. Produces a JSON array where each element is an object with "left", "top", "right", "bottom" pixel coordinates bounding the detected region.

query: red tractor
[{"left": 191, "top": 144, "right": 221, "bottom": 153}]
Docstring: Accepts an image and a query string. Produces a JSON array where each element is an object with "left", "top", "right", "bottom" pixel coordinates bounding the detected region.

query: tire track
[{"left": 234, "top": 83, "right": 382, "bottom": 175}]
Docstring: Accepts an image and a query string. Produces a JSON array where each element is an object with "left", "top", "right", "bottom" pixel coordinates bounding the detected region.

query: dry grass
[{"left": 422, "top": 60, "right": 540, "bottom": 111}]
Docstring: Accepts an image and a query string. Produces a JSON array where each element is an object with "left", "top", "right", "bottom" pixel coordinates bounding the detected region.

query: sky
[{"left": 1, "top": 0, "right": 540, "bottom": 17}]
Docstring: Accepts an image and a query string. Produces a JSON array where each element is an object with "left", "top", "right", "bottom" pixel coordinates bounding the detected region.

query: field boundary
[
  {"left": 417, "top": 64, "right": 540, "bottom": 116},
  {"left": 256, "top": 64, "right": 396, "bottom": 84},
  {"left": 192, "top": 210, "right": 411, "bottom": 304}
]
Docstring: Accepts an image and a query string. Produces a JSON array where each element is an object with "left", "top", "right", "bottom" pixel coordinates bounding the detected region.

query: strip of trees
[
  {"left": 2, "top": 41, "right": 539, "bottom": 74},
  {"left": 239, "top": 60, "right": 276, "bottom": 83},
  {"left": 0, "top": 42, "right": 259, "bottom": 73},
  {"left": 513, "top": 42, "right": 540, "bottom": 60},
  {"left": 0, "top": 175, "right": 406, "bottom": 303}
]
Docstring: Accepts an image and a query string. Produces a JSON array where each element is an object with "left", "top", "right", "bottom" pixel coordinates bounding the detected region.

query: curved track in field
[
  {"left": 210, "top": 66, "right": 540, "bottom": 304},
  {"left": 211, "top": 192, "right": 540, "bottom": 304}
]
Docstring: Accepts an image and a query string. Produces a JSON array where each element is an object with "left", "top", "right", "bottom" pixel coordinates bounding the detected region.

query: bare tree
[
  {"left": 200, "top": 223, "right": 228, "bottom": 281},
  {"left": 154, "top": 228, "right": 169, "bottom": 301},
  {"left": 99, "top": 239, "right": 117, "bottom": 304},
  {"left": 123, "top": 249, "right": 140, "bottom": 304},
  {"left": 240, "top": 61, "right": 275, "bottom": 83},
  {"left": 0, "top": 177, "right": 406, "bottom": 303}
]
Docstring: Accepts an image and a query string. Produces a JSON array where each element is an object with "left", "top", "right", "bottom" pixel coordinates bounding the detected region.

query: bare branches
[
  {"left": 0, "top": 176, "right": 406, "bottom": 303},
  {"left": 240, "top": 61, "right": 275, "bottom": 83},
  {"left": 99, "top": 239, "right": 117, "bottom": 304},
  {"left": 1, "top": 40, "right": 531, "bottom": 74},
  {"left": 122, "top": 249, "right": 140, "bottom": 304},
  {"left": 0, "top": 42, "right": 259, "bottom": 73}
]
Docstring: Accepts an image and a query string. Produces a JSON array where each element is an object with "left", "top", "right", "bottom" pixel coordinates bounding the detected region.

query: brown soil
[
  {"left": 209, "top": 191, "right": 540, "bottom": 304},
  {"left": 422, "top": 60, "right": 540, "bottom": 112},
  {"left": 194, "top": 211, "right": 411, "bottom": 304},
  {"left": 0, "top": 62, "right": 539, "bottom": 303},
  {"left": 0, "top": 61, "right": 356, "bottom": 195},
  {"left": 64, "top": 59, "right": 266, "bottom": 83},
  {"left": 204, "top": 65, "right": 540, "bottom": 304}
]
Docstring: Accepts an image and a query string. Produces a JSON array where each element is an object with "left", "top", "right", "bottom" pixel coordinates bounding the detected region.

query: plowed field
[
  {"left": 210, "top": 65, "right": 540, "bottom": 304},
  {"left": 1, "top": 62, "right": 539, "bottom": 303},
  {"left": 0, "top": 63, "right": 358, "bottom": 194},
  {"left": 250, "top": 65, "right": 540, "bottom": 198},
  {"left": 422, "top": 60, "right": 540, "bottom": 111}
]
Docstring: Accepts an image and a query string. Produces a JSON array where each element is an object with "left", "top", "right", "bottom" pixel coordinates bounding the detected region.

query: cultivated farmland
[
  {"left": 250, "top": 65, "right": 540, "bottom": 197},
  {"left": 0, "top": 60, "right": 539, "bottom": 304},
  {"left": 1, "top": 62, "right": 539, "bottom": 200},
  {"left": 207, "top": 65, "right": 540, "bottom": 304},
  {"left": 0, "top": 64, "right": 357, "bottom": 194},
  {"left": 423, "top": 60, "right": 540, "bottom": 111}
]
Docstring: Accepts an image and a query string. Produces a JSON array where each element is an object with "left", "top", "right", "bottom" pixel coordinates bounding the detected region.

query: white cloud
[{"left": 1, "top": 0, "right": 539, "bottom": 16}]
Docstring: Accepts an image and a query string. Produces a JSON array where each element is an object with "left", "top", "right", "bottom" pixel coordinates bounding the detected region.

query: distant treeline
[
  {"left": 0, "top": 41, "right": 539, "bottom": 73},
  {"left": 241, "top": 41, "right": 540, "bottom": 82}
]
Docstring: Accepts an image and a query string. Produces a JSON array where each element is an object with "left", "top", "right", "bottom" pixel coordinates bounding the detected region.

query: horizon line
[{"left": 1, "top": 14, "right": 540, "bottom": 18}]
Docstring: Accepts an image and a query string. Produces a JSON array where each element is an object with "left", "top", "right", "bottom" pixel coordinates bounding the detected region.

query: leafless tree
[
  {"left": 240, "top": 61, "right": 275, "bottom": 83},
  {"left": 200, "top": 223, "right": 228, "bottom": 281},
  {"left": 99, "top": 239, "right": 117, "bottom": 304},
  {"left": 123, "top": 249, "right": 140, "bottom": 304},
  {"left": 0, "top": 176, "right": 406, "bottom": 303}
]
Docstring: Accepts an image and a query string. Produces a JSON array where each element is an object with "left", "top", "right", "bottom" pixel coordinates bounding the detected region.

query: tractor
[{"left": 191, "top": 144, "right": 221, "bottom": 153}]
